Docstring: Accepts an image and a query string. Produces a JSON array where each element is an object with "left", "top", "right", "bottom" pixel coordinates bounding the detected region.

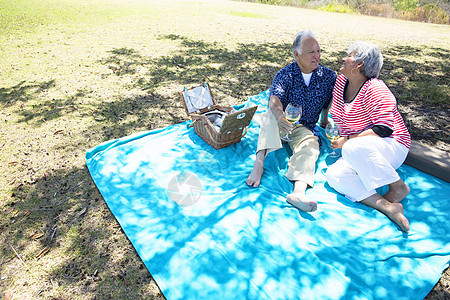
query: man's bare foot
[
  {"left": 286, "top": 181, "right": 317, "bottom": 212},
  {"left": 246, "top": 150, "right": 266, "bottom": 187},
  {"left": 384, "top": 179, "right": 410, "bottom": 203},
  {"left": 246, "top": 160, "right": 264, "bottom": 187},
  {"left": 286, "top": 192, "right": 318, "bottom": 212}
]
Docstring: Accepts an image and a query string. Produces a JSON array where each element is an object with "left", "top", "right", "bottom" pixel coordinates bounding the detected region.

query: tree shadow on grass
[
  {"left": 97, "top": 36, "right": 449, "bottom": 149},
  {"left": 381, "top": 45, "right": 449, "bottom": 148},
  {"left": 0, "top": 80, "right": 91, "bottom": 126},
  {"left": 100, "top": 34, "right": 291, "bottom": 100},
  {"left": 382, "top": 45, "right": 449, "bottom": 107},
  {"left": 0, "top": 165, "right": 163, "bottom": 299},
  {"left": 0, "top": 80, "right": 56, "bottom": 107}
]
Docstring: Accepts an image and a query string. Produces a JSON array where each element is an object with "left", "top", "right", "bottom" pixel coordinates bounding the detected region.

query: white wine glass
[
  {"left": 325, "top": 122, "right": 341, "bottom": 157},
  {"left": 280, "top": 103, "right": 302, "bottom": 142}
]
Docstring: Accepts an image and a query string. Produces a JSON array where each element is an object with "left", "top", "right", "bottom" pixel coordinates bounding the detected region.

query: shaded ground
[{"left": 0, "top": 0, "right": 449, "bottom": 299}]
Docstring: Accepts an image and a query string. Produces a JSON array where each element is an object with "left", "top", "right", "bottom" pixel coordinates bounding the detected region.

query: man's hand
[
  {"left": 319, "top": 108, "right": 330, "bottom": 128},
  {"left": 319, "top": 120, "right": 329, "bottom": 129},
  {"left": 277, "top": 115, "right": 294, "bottom": 135},
  {"left": 269, "top": 95, "right": 294, "bottom": 135}
]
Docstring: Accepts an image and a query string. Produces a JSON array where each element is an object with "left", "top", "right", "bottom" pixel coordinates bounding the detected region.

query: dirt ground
[
  {"left": 401, "top": 102, "right": 449, "bottom": 153},
  {"left": 1, "top": 0, "right": 449, "bottom": 299}
]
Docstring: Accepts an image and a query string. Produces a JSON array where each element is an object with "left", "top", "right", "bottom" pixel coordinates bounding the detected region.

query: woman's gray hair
[
  {"left": 348, "top": 42, "right": 383, "bottom": 78},
  {"left": 292, "top": 30, "right": 316, "bottom": 59}
]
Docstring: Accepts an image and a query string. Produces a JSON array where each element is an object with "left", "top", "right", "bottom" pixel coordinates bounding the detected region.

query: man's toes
[{"left": 246, "top": 178, "right": 259, "bottom": 188}]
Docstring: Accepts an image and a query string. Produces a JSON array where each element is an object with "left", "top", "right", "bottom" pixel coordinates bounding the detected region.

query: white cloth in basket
[{"left": 183, "top": 86, "right": 214, "bottom": 113}]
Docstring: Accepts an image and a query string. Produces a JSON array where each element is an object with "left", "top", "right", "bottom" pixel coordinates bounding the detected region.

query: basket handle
[
  {"left": 241, "top": 126, "right": 248, "bottom": 137},
  {"left": 189, "top": 114, "right": 203, "bottom": 127},
  {"left": 203, "top": 124, "right": 248, "bottom": 146}
]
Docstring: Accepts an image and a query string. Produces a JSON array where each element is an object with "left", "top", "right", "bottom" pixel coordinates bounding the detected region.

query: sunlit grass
[
  {"left": 0, "top": 0, "right": 134, "bottom": 36},
  {"left": 229, "top": 10, "right": 270, "bottom": 18}
]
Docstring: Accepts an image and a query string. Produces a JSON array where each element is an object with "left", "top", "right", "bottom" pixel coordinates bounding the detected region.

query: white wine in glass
[
  {"left": 281, "top": 103, "right": 302, "bottom": 142},
  {"left": 325, "top": 122, "right": 340, "bottom": 157}
]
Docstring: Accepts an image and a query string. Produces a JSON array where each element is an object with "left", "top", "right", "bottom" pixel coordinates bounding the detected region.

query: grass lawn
[{"left": 1, "top": 0, "right": 449, "bottom": 298}]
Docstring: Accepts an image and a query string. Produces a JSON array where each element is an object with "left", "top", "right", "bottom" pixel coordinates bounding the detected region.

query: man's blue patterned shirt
[{"left": 269, "top": 62, "right": 337, "bottom": 136}]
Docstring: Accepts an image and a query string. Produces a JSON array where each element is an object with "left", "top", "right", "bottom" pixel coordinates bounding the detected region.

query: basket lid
[
  {"left": 181, "top": 84, "right": 215, "bottom": 114},
  {"left": 219, "top": 105, "right": 258, "bottom": 134}
]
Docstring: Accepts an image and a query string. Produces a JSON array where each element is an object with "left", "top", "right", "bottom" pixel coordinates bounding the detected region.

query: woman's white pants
[{"left": 325, "top": 136, "right": 409, "bottom": 202}]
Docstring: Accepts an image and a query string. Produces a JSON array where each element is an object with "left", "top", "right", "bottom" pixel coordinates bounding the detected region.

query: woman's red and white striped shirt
[{"left": 330, "top": 74, "right": 411, "bottom": 148}]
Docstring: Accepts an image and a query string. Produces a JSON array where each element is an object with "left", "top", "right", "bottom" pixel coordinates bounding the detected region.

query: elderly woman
[{"left": 325, "top": 42, "right": 411, "bottom": 232}]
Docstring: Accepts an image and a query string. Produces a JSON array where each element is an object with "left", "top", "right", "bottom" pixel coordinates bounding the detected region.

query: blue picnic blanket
[{"left": 86, "top": 90, "right": 450, "bottom": 300}]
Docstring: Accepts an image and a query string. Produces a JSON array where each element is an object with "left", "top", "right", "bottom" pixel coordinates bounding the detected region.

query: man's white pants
[
  {"left": 325, "top": 135, "right": 409, "bottom": 202},
  {"left": 257, "top": 110, "right": 320, "bottom": 187}
]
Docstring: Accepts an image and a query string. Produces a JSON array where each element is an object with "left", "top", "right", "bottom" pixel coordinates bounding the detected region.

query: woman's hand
[{"left": 330, "top": 136, "right": 347, "bottom": 149}]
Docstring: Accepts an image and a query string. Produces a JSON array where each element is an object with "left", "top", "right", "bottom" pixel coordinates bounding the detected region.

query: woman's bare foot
[
  {"left": 286, "top": 181, "right": 317, "bottom": 212},
  {"left": 384, "top": 179, "right": 410, "bottom": 203},
  {"left": 361, "top": 194, "right": 410, "bottom": 232},
  {"left": 384, "top": 202, "right": 410, "bottom": 232},
  {"left": 246, "top": 150, "right": 266, "bottom": 187}
]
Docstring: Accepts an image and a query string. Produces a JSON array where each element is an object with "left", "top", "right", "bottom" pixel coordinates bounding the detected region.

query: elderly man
[{"left": 246, "top": 30, "right": 336, "bottom": 212}]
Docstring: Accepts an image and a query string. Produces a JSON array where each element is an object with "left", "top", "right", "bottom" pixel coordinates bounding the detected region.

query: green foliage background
[{"left": 242, "top": 0, "right": 450, "bottom": 24}]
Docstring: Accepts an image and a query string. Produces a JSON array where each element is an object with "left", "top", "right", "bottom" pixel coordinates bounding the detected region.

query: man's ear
[{"left": 294, "top": 50, "right": 299, "bottom": 60}]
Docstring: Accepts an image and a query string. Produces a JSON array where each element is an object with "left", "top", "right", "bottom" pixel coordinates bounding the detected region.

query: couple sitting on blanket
[{"left": 246, "top": 30, "right": 411, "bottom": 232}]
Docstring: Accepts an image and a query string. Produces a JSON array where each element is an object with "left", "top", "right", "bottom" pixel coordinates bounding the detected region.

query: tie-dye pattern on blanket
[{"left": 86, "top": 90, "right": 450, "bottom": 300}]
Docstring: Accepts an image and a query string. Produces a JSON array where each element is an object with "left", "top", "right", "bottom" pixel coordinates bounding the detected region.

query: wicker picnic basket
[{"left": 180, "top": 83, "right": 257, "bottom": 149}]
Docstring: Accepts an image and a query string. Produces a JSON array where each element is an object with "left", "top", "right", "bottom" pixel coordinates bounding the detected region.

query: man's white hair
[{"left": 292, "top": 30, "right": 316, "bottom": 59}]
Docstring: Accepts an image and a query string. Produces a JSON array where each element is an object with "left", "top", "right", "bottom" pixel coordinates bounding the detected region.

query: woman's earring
[{"left": 350, "top": 68, "right": 359, "bottom": 76}]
